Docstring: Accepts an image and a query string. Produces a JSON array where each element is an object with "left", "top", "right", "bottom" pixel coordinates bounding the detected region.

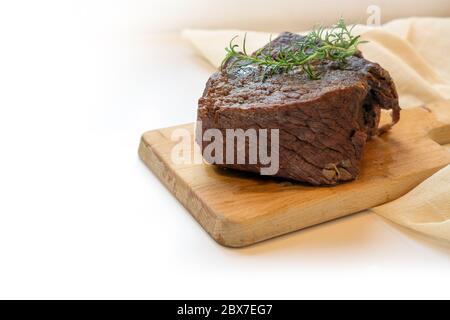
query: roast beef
[{"left": 197, "top": 32, "right": 400, "bottom": 185}]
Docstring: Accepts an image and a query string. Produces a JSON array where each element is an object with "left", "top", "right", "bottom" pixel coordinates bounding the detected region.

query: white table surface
[{"left": 0, "top": 2, "right": 449, "bottom": 299}]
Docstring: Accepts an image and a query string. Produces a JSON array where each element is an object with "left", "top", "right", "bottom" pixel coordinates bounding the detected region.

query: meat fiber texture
[{"left": 197, "top": 32, "right": 400, "bottom": 186}]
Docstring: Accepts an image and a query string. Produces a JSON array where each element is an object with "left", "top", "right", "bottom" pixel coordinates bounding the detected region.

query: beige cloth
[
  {"left": 183, "top": 17, "right": 450, "bottom": 107},
  {"left": 182, "top": 17, "right": 450, "bottom": 243},
  {"left": 371, "top": 165, "right": 450, "bottom": 243}
]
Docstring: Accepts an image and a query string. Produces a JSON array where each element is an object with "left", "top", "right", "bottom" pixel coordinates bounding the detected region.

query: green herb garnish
[{"left": 221, "top": 19, "right": 366, "bottom": 80}]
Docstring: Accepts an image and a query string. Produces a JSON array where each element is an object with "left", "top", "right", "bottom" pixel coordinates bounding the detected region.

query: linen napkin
[{"left": 182, "top": 18, "right": 450, "bottom": 243}]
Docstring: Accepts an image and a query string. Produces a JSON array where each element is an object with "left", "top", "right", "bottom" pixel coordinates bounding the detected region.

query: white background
[{"left": 0, "top": 0, "right": 449, "bottom": 299}]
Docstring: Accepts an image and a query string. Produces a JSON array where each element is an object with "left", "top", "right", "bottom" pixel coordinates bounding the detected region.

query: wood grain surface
[{"left": 139, "top": 101, "right": 450, "bottom": 247}]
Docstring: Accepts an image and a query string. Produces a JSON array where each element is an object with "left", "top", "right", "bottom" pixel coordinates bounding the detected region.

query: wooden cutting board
[{"left": 139, "top": 101, "right": 450, "bottom": 247}]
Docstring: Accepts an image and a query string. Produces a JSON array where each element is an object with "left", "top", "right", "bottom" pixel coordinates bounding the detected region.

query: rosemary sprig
[{"left": 221, "top": 19, "right": 366, "bottom": 80}]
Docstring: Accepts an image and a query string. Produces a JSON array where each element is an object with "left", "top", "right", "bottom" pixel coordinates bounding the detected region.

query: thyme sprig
[{"left": 221, "top": 19, "right": 366, "bottom": 80}]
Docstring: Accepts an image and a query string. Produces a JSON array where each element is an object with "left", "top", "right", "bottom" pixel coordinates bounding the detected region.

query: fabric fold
[
  {"left": 371, "top": 166, "right": 450, "bottom": 243},
  {"left": 182, "top": 17, "right": 450, "bottom": 108}
]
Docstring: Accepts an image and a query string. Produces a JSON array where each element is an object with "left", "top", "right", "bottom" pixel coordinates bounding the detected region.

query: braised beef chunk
[{"left": 197, "top": 32, "right": 400, "bottom": 186}]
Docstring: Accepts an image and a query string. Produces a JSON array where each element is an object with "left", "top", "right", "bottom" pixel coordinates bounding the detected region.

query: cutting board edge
[
  {"left": 138, "top": 131, "right": 450, "bottom": 248},
  {"left": 139, "top": 135, "right": 239, "bottom": 247},
  {"left": 138, "top": 100, "right": 450, "bottom": 247}
]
